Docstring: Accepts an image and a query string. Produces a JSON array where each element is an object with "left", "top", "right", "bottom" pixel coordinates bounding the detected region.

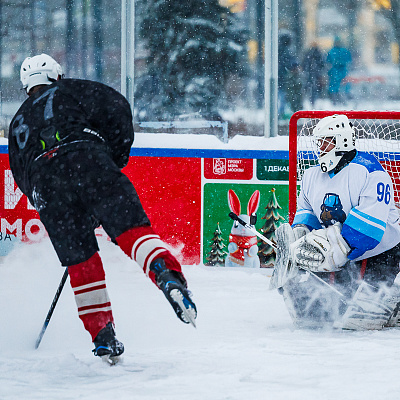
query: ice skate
[
  {"left": 150, "top": 258, "right": 197, "bottom": 327},
  {"left": 92, "top": 322, "right": 124, "bottom": 365}
]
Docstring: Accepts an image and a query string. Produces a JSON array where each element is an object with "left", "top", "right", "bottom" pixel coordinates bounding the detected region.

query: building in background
[{"left": 302, "top": 1, "right": 399, "bottom": 83}]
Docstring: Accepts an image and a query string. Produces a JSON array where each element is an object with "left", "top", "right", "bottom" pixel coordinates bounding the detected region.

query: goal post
[{"left": 288, "top": 110, "right": 400, "bottom": 224}]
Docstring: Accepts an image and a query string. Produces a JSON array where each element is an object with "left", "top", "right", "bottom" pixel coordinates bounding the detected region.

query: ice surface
[{"left": 1, "top": 237, "right": 400, "bottom": 400}]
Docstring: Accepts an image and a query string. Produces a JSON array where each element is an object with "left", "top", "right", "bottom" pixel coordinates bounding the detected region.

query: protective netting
[{"left": 297, "top": 118, "right": 400, "bottom": 207}]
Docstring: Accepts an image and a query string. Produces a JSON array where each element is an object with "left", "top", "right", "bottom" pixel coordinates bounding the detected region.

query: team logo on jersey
[{"left": 320, "top": 193, "right": 346, "bottom": 227}]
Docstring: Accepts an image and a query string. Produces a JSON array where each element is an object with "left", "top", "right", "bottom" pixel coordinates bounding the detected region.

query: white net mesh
[{"left": 297, "top": 118, "right": 400, "bottom": 206}]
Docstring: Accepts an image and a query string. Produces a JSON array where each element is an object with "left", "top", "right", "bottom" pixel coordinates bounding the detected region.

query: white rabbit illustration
[{"left": 225, "top": 189, "right": 260, "bottom": 268}]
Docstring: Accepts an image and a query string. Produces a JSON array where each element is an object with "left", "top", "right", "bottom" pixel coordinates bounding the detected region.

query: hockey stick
[
  {"left": 35, "top": 267, "right": 69, "bottom": 349},
  {"left": 228, "top": 212, "right": 346, "bottom": 299},
  {"left": 229, "top": 212, "right": 277, "bottom": 248}
]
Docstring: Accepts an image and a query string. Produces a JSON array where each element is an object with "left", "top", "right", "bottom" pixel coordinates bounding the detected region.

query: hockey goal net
[{"left": 288, "top": 110, "right": 400, "bottom": 224}]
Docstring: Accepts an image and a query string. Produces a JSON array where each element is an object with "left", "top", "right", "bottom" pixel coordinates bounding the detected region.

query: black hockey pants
[{"left": 29, "top": 149, "right": 150, "bottom": 266}]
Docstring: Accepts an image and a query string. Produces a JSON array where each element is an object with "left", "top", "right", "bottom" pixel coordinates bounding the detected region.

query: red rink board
[
  {"left": 0, "top": 154, "right": 202, "bottom": 265},
  {"left": 123, "top": 157, "right": 201, "bottom": 265}
]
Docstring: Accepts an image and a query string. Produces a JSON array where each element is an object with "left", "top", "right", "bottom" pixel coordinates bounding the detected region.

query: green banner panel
[
  {"left": 257, "top": 159, "right": 289, "bottom": 181},
  {"left": 203, "top": 183, "right": 289, "bottom": 267}
]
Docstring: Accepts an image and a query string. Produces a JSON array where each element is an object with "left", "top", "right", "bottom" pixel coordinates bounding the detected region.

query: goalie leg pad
[
  {"left": 336, "top": 281, "right": 400, "bottom": 330},
  {"left": 270, "top": 223, "right": 299, "bottom": 289},
  {"left": 282, "top": 272, "right": 344, "bottom": 329},
  {"left": 386, "top": 301, "right": 400, "bottom": 327}
]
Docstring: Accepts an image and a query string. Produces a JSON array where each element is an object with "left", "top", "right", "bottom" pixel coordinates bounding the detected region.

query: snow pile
[
  {"left": 133, "top": 131, "right": 289, "bottom": 151},
  {"left": 0, "top": 131, "right": 290, "bottom": 152}
]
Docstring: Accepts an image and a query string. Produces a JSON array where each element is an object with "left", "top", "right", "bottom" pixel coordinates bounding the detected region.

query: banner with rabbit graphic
[{"left": 203, "top": 183, "right": 290, "bottom": 268}]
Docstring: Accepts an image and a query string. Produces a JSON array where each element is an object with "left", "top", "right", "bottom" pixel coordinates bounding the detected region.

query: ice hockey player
[
  {"left": 8, "top": 54, "right": 197, "bottom": 363},
  {"left": 271, "top": 114, "right": 400, "bottom": 330}
]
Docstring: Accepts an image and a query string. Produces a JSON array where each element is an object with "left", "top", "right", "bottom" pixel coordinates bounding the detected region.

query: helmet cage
[{"left": 312, "top": 115, "right": 356, "bottom": 172}]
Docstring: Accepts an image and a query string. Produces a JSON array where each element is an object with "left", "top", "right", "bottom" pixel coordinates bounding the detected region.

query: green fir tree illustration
[
  {"left": 258, "top": 188, "right": 285, "bottom": 267},
  {"left": 205, "top": 222, "right": 228, "bottom": 266}
]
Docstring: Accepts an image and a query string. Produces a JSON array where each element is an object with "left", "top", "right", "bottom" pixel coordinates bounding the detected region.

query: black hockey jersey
[{"left": 8, "top": 78, "right": 134, "bottom": 198}]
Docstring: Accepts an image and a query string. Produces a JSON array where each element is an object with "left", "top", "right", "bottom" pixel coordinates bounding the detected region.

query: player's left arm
[
  {"left": 341, "top": 170, "right": 392, "bottom": 260},
  {"left": 83, "top": 81, "right": 134, "bottom": 169}
]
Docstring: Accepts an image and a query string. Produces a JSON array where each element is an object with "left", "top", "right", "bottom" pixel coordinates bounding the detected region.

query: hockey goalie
[{"left": 271, "top": 114, "right": 400, "bottom": 330}]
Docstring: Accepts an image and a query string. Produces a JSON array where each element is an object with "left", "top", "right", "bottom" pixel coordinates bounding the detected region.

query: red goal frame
[{"left": 288, "top": 110, "right": 400, "bottom": 225}]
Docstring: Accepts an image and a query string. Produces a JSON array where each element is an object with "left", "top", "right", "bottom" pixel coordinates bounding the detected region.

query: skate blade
[
  {"left": 100, "top": 354, "right": 122, "bottom": 366},
  {"left": 170, "top": 289, "right": 197, "bottom": 328}
]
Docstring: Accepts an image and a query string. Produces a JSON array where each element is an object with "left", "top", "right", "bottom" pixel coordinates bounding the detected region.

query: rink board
[{"left": 0, "top": 145, "right": 291, "bottom": 265}]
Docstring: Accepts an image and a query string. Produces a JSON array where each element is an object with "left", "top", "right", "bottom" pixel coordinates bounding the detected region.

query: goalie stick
[{"left": 228, "top": 212, "right": 346, "bottom": 300}]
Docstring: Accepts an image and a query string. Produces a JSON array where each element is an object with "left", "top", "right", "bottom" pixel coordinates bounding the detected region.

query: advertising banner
[{"left": 0, "top": 146, "right": 291, "bottom": 267}]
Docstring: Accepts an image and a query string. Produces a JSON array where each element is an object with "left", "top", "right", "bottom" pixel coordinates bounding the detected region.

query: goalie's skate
[
  {"left": 150, "top": 258, "right": 197, "bottom": 327},
  {"left": 92, "top": 322, "right": 124, "bottom": 365}
]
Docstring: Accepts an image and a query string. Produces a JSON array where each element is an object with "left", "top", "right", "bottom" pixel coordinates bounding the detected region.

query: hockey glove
[{"left": 290, "top": 223, "right": 350, "bottom": 272}]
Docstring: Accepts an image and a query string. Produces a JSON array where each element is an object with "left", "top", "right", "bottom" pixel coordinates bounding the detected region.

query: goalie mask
[
  {"left": 313, "top": 114, "right": 355, "bottom": 172},
  {"left": 20, "top": 54, "right": 63, "bottom": 94}
]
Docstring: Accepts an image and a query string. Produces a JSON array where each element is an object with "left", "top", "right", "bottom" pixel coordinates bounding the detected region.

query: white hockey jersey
[{"left": 293, "top": 151, "right": 400, "bottom": 261}]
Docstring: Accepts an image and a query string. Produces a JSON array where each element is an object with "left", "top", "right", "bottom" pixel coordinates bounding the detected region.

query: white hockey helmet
[
  {"left": 20, "top": 54, "right": 63, "bottom": 94},
  {"left": 312, "top": 114, "right": 355, "bottom": 172}
]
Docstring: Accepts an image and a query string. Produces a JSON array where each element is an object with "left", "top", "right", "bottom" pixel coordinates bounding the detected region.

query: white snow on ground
[
  {"left": 2, "top": 237, "right": 400, "bottom": 400},
  {"left": 0, "top": 132, "right": 289, "bottom": 151}
]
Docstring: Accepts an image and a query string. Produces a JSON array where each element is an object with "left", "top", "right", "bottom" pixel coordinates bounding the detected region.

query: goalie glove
[{"left": 290, "top": 223, "right": 351, "bottom": 272}]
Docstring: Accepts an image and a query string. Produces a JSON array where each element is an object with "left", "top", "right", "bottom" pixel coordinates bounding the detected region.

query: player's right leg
[
  {"left": 281, "top": 271, "right": 345, "bottom": 329},
  {"left": 84, "top": 152, "right": 197, "bottom": 326},
  {"left": 115, "top": 226, "right": 197, "bottom": 326}
]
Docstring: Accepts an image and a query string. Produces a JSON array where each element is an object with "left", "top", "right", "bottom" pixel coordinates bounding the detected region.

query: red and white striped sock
[
  {"left": 116, "top": 225, "right": 181, "bottom": 285},
  {"left": 68, "top": 252, "right": 114, "bottom": 341}
]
